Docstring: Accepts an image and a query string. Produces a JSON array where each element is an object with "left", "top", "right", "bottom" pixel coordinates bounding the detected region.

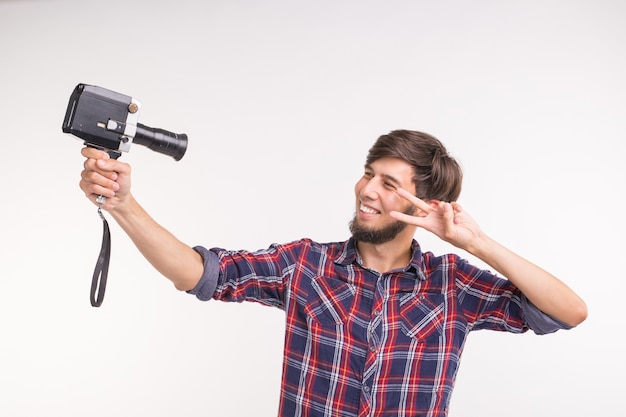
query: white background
[{"left": 0, "top": 0, "right": 624, "bottom": 416}]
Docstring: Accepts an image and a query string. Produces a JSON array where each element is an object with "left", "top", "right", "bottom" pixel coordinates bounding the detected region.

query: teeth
[{"left": 360, "top": 204, "right": 379, "bottom": 214}]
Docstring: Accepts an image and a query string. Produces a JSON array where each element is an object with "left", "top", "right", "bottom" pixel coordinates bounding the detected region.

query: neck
[{"left": 356, "top": 236, "right": 414, "bottom": 273}]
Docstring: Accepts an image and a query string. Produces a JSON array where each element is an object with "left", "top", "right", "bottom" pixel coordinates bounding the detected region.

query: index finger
[
  {"left": 396, "top": 188, "right": 433, "bottom": 212},
  {"left": 81, "top": 146, "right": 111, "bottom": 159}
]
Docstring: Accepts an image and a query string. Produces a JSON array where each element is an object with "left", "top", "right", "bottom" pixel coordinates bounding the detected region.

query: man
[{"left": 79, "top": 129, "right": 587, "bottom": 416}]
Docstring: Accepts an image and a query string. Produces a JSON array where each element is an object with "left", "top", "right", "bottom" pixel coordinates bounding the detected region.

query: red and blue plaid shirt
[{"left": 190, "top": 238, "right": 567, "bottom": 416}]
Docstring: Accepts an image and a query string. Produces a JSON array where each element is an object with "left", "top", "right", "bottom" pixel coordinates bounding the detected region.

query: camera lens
[{"left": 134, "top": 124, "right": 188, "bottom": 161}]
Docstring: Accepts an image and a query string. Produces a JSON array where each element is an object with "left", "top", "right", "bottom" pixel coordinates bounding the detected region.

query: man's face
[{"left": 349, "top": 157, "right": 417, "bottom": 244}]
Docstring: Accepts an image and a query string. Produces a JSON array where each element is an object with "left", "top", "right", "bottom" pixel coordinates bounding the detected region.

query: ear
[
  {"left": 426, "top": 199, "right": 441, "bottom": 210},
  {"left": 411, "top": 199, "right": 440, "bottom": 217}
]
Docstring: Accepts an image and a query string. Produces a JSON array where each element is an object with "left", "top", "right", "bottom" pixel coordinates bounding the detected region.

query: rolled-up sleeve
[
  {"left": 186, "top": 246, "right": 220, "bottom": 301},
  {"left": 521, "top": 295, "right": 573, "bottom": 335}
]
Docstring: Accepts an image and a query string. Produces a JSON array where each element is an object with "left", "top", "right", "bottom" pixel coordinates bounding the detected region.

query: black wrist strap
[{"left": 91, "top": 207, "right": 111, "bottom": 307}]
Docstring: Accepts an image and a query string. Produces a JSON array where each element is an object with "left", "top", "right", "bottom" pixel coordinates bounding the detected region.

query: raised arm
[
  {"left": 79, "top": 147, "right": 204, "bottom": 291},
  {"left": 390, "top": 188, "right": 588, "bottom": 327}
]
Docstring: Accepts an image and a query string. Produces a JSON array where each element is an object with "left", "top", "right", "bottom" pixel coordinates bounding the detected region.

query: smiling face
[{"left": 349, "top": 157, "right": 418, "bottom": 244}]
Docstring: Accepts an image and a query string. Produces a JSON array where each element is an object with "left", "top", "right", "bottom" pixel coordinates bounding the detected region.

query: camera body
[{"left": 62, "top": 83, "right": 187, "bottom": 160}]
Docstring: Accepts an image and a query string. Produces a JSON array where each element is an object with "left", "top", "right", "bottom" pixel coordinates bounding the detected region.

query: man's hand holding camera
[{"left": 80, "top": 147, "right": 131, "bottom": 213}]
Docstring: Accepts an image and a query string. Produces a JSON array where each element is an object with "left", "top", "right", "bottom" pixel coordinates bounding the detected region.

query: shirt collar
[{"left": 336, "top": 238, "right": 426, "bottom": 280}]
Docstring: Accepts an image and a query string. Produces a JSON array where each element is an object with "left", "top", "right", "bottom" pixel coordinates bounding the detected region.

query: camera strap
[
  {"left": 91, "top": 206, "right": 111, "bottom": 307},
  {"left": 86, "top": 145, "right": 120, "bottom": 308}
]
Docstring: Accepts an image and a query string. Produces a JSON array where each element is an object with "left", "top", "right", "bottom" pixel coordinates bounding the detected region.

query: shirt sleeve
[
  {"left": 521, "top": 295, "right": 574, "bottom": 335},
  {"left": 185, "top": 246, "right": 220, "bottom": 301}
]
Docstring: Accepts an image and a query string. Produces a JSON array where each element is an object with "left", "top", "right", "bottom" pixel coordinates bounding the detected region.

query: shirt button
[
  {"left": 363, "top": 385, "right": 371, "bottom": 393},
  {"left": 374, "top": 309, "right": 381, "bottom": 316}
]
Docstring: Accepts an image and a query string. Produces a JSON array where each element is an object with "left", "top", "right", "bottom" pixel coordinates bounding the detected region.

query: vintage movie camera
[{"left": 62, "top": 83, "right": 188, "bottom": 160}]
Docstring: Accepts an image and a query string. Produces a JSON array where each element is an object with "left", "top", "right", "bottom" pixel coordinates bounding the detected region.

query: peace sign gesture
[{"left": 390, "top": 188, "right": 484, "bottom": 253}]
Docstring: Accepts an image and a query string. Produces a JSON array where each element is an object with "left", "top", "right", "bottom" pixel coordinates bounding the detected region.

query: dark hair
[{"left": 365, "top": 130, "right": 463, "bottom": 202}]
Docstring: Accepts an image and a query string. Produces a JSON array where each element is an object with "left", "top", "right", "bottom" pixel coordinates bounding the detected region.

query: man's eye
[{"left": 385, "top": 182, "right": 397, "bottom": 190}]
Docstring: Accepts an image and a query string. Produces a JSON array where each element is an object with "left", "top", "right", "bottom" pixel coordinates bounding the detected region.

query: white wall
[{"left": 0, "top": 0, "right": 623, "bottom": 416}]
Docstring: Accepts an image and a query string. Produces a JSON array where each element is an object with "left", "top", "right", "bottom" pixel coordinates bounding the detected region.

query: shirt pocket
[
  {"left": 398, "top": 292, "right": 446, "bottom": 341},
  {"left": 304, "top": 276, "right": 355, "bottom": 326}
]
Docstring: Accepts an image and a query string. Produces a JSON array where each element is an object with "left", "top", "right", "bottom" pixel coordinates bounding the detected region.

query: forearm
[
  {"left": 109, "top": 195, "right": 204, "bottom": 291},
  {"left": 468, "top": 234, "right": 588, "bottom": 327}
]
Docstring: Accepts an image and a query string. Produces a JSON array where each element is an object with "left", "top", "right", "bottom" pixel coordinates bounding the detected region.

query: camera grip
[{"left": 86, "top": 143, "right": 122, "bottom": 160}]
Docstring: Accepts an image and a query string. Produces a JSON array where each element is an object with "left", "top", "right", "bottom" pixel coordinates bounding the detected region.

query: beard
[{"left": 349, "top": 205, "right": 416, "bottom": 244}]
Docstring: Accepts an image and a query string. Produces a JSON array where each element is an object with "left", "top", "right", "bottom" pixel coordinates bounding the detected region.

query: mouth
[{"left": 359, "top": 203, "right": 380, "bottom": 215}]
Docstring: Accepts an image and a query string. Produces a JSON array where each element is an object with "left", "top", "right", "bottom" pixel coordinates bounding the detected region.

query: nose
[{"left": 358, "top": 177, "right": 380, "bottom": 201}]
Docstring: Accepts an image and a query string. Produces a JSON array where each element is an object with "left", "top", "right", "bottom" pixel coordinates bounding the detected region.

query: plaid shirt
[{"left": 190, "top": 238, "right": 558, "bottom": 417}]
